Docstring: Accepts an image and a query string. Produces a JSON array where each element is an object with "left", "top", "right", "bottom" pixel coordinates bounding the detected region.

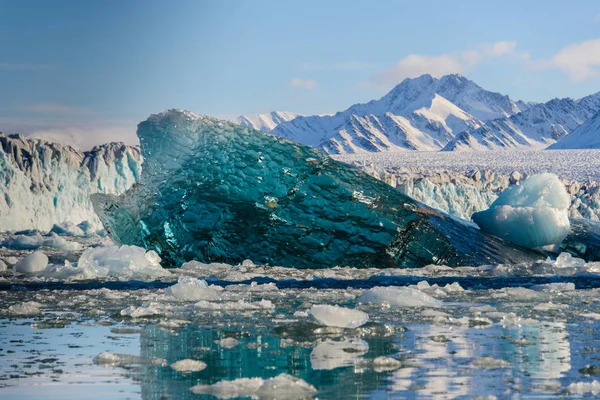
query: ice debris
[
  {"left": 472, "top": 356, "right": 510, "bottom": 369},
  {"left": 8, "top": 301, "right": 42, "bottom": 315},
  {"left": 13, "top": 251, "right": 48, "bottom": 274},
  {"left": 171, "top": 359, "right": 207, "bottom": 372},
  {"left": 567, "top": 380, "right": 600, "bottom": 395},
  {"left": 372, "top": 356, "right": 402, "bottom": 372},
  {"left": 217, "top": 338, "right": 241, "bottom": 349},
  {"left": 190, "top": 373, "right": 316, "bottom": 399},
  {"left": 310, "top": 338, "right": 368, "bottom": 370},
  {"left": 359, "top": 286, "right": 442, "bottom": 307},
  {"left": 0, "top": 232, "right": 82, "bottom": 251},
  {"left": 165, "top": 276, "right": 220, "bottom": 301},
  {"left": 76, "top": 245, "right": 170, "bottom": 280},
  {"left": 92, "top": 109, "right": 542, "bottom": 268},
  {"left": 92, "top": 352, "right": 166, "bottom": 367},
  {"left": 473, "top": 173, "right": 571, "bottom": 248},
  {"left": 309, "top": 304, "right": 368, "bottom": 329}
]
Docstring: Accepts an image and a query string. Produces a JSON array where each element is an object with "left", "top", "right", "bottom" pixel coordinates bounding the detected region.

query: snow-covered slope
[
  {"left": 235, "top": 111, "right": 300, "bottom": 132},
  {"left": 549, "top": 109, "right": 600, "bottom": 149},
  {"left": 0, "top": 133, "right": 141, "bottom": 232},
  {"left": 271, "top": 74, "right": 527, "bottom": 154},
  {"left": 443, "top": 93, "right": 600, "bottom": 151}
]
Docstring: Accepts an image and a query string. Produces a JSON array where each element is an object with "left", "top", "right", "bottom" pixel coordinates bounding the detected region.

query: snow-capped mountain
[
  {"left": 443, "top": 93, "right": 600, "bottom": 151},
  {"left": 0, "top": 133, "right": 141, "bottom": 231},
  {"left": 235, "top": 111, "right": 300, "bottom": 132},
  {"left": 271, "top": 74, "right": 528, "bottom": 154},
  {"left": 549, "top": 109, "right": 600, "bottom": 150}
]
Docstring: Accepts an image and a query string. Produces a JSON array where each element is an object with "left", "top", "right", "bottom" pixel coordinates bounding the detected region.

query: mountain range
[{"left": 236, "top": 74, "right": 600, "bottom": 153}]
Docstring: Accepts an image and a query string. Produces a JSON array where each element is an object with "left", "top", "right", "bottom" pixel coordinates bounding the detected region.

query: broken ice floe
[
  {"left": 190, "top": 373, "right": 316, "bottom": 399},
  {"left": 309, "top": 304, "right": 368, "bottom": 329},
  {"left": 359, "top": 287, "right": 442, "bottom": 307}
]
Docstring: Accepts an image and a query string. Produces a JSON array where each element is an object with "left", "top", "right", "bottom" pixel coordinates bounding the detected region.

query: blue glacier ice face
[
  {"left": 472, "top": 173, "right": 571, "bottom": 249},
  {"left": 91, "top": 110, "right": 542, "bottom": 268}
]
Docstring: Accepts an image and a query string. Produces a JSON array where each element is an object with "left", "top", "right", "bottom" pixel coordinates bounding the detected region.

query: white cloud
[
  {"left": 364, "top": 41, "right": 523, "bottom": 89},
  {"left": 289, "top": 78, "right": 318, "bottom": 90},
  {"left": 0, "top": 116, "right": 138, "bottom": 150},
  {"left": 534, "top": 38, "right": 600, "bottom": 81}
]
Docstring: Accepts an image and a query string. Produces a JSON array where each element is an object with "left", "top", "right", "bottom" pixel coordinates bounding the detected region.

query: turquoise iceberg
[{"left": 91, "top": 110, "right": 541, "bottom": 268}]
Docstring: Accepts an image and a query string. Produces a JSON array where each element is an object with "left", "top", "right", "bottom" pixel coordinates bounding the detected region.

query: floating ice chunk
[
  {"left": 472, "top": 356, "right": 509, "bottom": 369},
  {"left": 0, "top": 233, "right": 82, "bottom": 251},
  {"left": 120, "top": 302, "right": 169, "bottom": 318},
  {"left": 217, "top": 338, "right": 240, "bottom": 349},
  {"left": 165, "top": 277, "right": 220, "bottom": 301},
  {"left": 309, "top": 305, "right": 368, "bottom": 329},
  {"left": 93, "top": 352, "right": 166, "bottom": 367},
  {"left": 190, "top": 373, "right": 316, "bottom": 399},
  {"left": 359, "top": 287, "right": 442, "bottom": 307},
  {"left": 171, "top": 359, "right": 207, "bottom": 372},
  {"left": 567, "top": 380, "right": 600, "bottom": 395},
  {"left": 555, "top": 252, "right": 585, "bottom": 268},
  {"left": 531, "top": 282, "right": 575, "bottom": 292},
  {"left": 311, "top": 338, "right": 369, "bottom": 370},
  {"left": 472, "top": 173, "right": 570, "bottom": 248},
  {"left": 76, "top": 245, "right": 170, "bottom": 280},
  {"left": 8, "top": 301, "right": 42, "bottom": 315},
  {"left": 372, "top": 356, "right": 402, "bottom": 372},
  {"left": 50, "top": 223, "right": 86, "bottom": 237},
  {"left": 195, "top": 299, "right": 274, "bottom": 312},
  {"left": 13, "top": 251, "right": 48, "bottom": 274},
  {"left": 0, "top": 259, "right": 6, "bottom": 272}
]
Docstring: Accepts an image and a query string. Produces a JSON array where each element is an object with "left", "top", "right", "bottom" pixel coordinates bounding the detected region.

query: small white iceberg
[
  {"left": 309, "top": 304, "right": 368, "bottom": 329},
  {"left": 472, "top": 173, "right": 570, "bottom": 248},
  {"left": 359, "top": 286, "right": 441, "bottom": 307}
]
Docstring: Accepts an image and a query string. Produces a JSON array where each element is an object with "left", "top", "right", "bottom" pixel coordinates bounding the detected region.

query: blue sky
[{"left": 1, "top": 0, "right": 600, "bottom": 148}]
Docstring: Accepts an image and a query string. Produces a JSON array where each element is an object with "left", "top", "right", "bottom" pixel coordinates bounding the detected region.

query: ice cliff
[{"left": 0, "top": 133, "right": 141, "bottom": 232}]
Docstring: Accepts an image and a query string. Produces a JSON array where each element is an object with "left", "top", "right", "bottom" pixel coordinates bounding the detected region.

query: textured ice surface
[
  {"left": 190, "top": 373, "right": 316, "bottom": 399},
  {"left": 359, "top": 286, "right": 442, "bottom": 307},
  {"left": 92, "top": 110, "right": 542, "bottom": 268},
  {"left": 473, "top": 174, "right": 571, "bottom": 248},
  {"left": 309, "top": 304, "right": 368, "bottom": 328},
  {"left": 13, "top": 251, "right": 48, "bottom": 274}
]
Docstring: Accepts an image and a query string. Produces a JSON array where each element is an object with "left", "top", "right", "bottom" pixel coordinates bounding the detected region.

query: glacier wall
[
  {"left": 0, "top": 133, "right": 141, "bottom": 232},
  {"left": 356, "top": 163, "right": 600, "bottom": 223},
  {"left": 1, "top": 129, "right": 599, "bottom": 234}
]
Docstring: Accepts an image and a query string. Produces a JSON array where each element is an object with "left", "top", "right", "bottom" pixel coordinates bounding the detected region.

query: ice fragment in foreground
[
  {"left": 190, "top": 373, "right": 316, "bottom": 399},
  {"left": 77, "top": 245, "right": 170, "bottom": 279},
  {"left": 310, "top": 338, "right": 368, "bottom": 370},
  {"left": 309, "top": 304, "right": 368, "bottom": 328},
  {"left": 171, "top": 359, "right": 207, "bottom": 372},
  {"left": 472, "top": 173, "right": 570, "bottom": 248},
  {"left": 92, "top": 109, "right": 542, "bottom": 268},
  {"left": 165, "top": 276, "right": 220, "bottom": 301},
  {"left": 359, "top": 286, "right": 442, "bottom": 307},
  {"left": 13, "top": 251, "right": 48, "bottom": 274}
]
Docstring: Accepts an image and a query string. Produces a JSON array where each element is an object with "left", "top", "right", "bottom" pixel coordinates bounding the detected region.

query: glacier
[
  {"left": 91, "top": 109, "right": 545, "bottom": 269},
  {"left": 0, "top": 133, "right": 141, "bottom": 232}
]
